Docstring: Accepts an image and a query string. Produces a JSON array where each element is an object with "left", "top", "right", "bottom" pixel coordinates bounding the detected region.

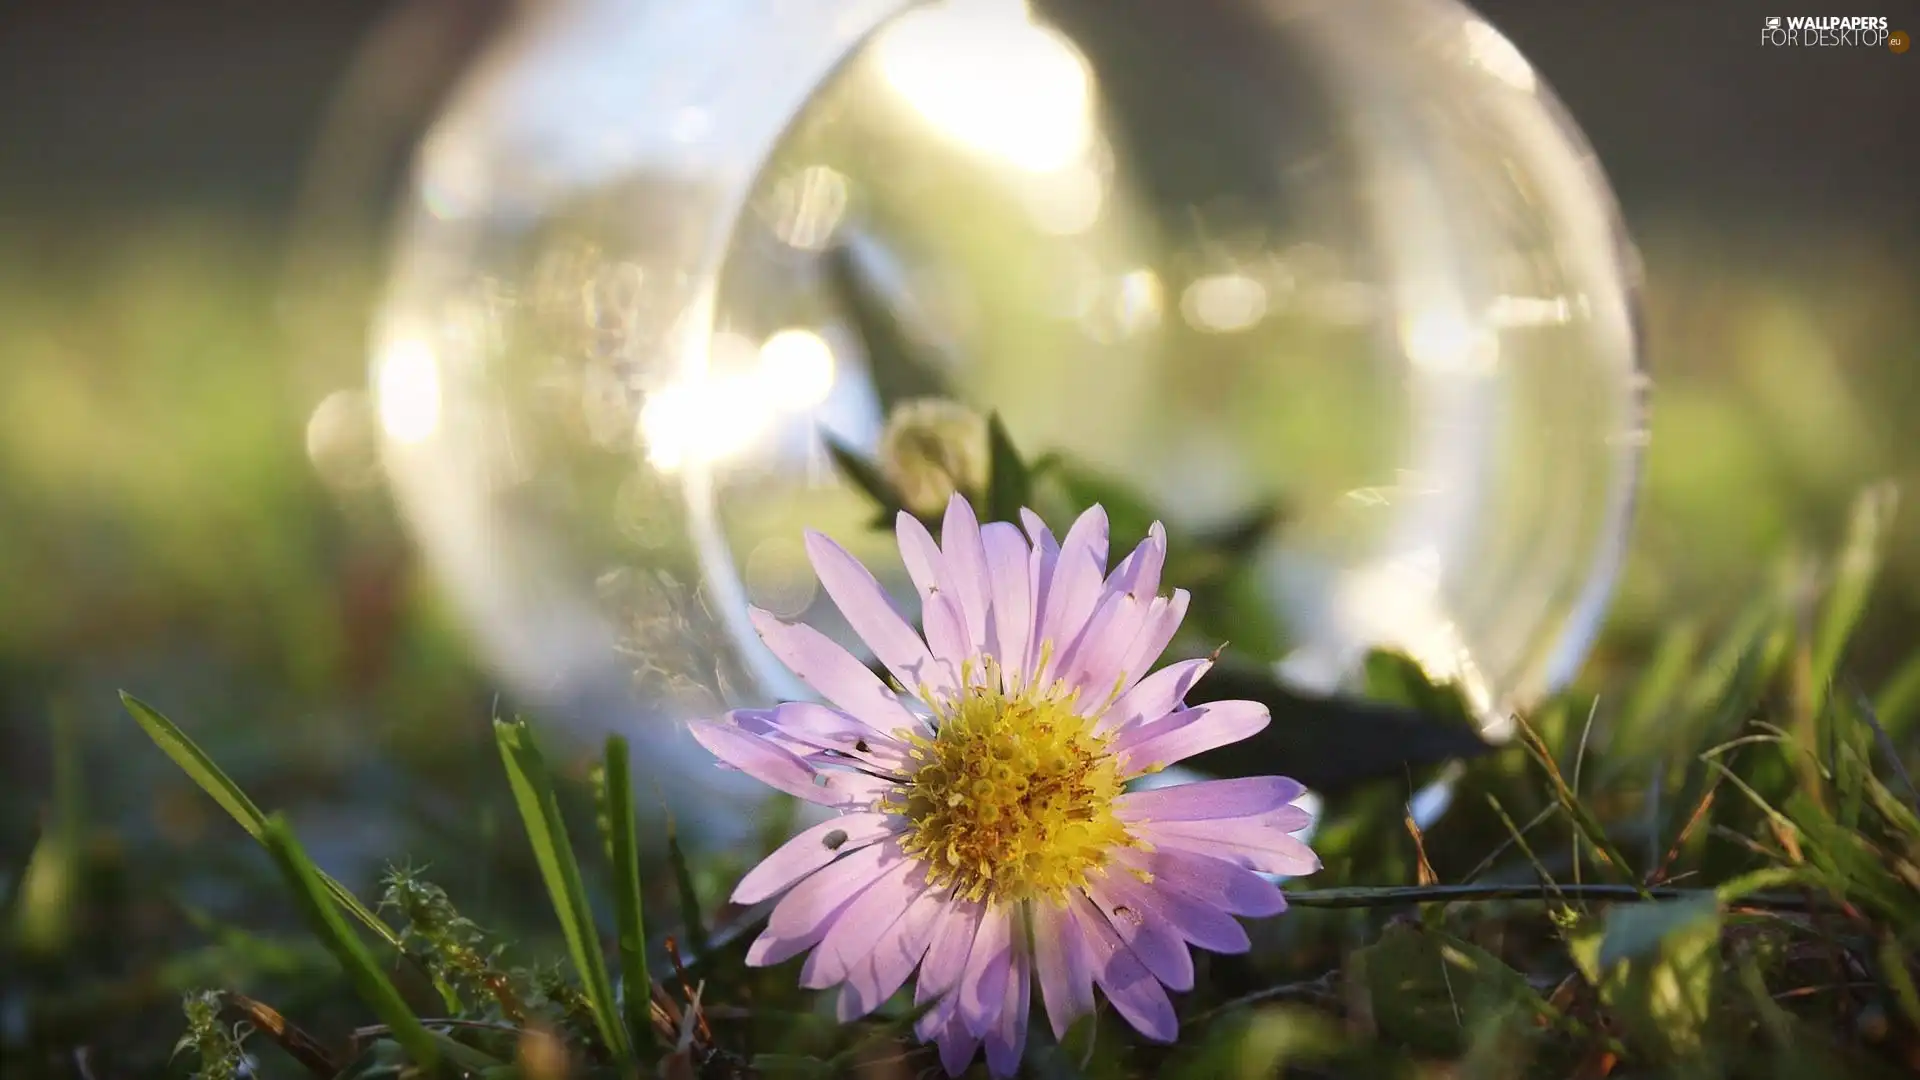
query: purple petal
[
  {"left": 1112, "top": 846, "right": 1288, "bottom": 918},
  {"left": 803, "top": 530, "right": 939, "bottom": 701},
  {"left": 1035, "top": 506, "right": 1110, "bottom": 672},
  {"left": 921, "top": 590, "right": 971, "bottom": 700},
  {"left": 1112, "top": 700, "right": 1271, "bottom": 777},
  {"left": 941, "top": 495, "right": 992, "bottom": 652},
  {"left": 936, "top": 1010, "right": 981, "bottom": 1078},
  {"left": 1019, "top": 509, "right": 1059, "bottom": 560},
  {"left": 1106, "top": 521, "right": 1166, "bottom": 602},
  {"left": 1116, "top": 776, "right": 1306, "bottom": 822},
  {"left": 1065, "top": 891, "right": 1177, "bottom": 1042},
  {"left": 1104, "top": 535, "right": 1144, "bottom": 594},
  {"left": 959, "top": 903, "right": 1015, "bottom": 1038},
  {"left": 750, "top": 839, "right": 901, "bottom": 966},
  {"left": 1111, "top": 589, "right": 1191, "bottom": 691},
  {"left": 1091, "top": 864, "right": 1249, "bottom": 954},
  {"left": 837, "top": 889, "right": 949, "bottom": 1021},
  {"left": 984, "top": 933, "right": 1031, "bottom": 1078},
  {"left": 981, "top": 522, "right": 1035, "bottom": 690},
  {"left": 727, "top": 708, "right": 818, "bottom": 758},
  {"left": 764, "top": 839, "right": 895, "bottom": 939},
  {"left": 1065, "top": 504, "right": 1112, "bottom": 570},
  {"left": 916, "top": 898, "right": 985, "bottom": 1006},
  {"left": 1032, "top": 900, "right": 1095, "bottom": 1042},
  {"left": 750, "top": 702, "right": 914, "bottom": 773},
  {"left": 1057, "top": 590, "right": 1146, "bottom": 710},
  {"left": 895, "top": 510, "right": 946, "bottom": 603},
  {"left": 687, "top": 720, "right": 868, "bottom": 808},
  {"left": 731, "top": 812, "right": 902, "bottom": 905},
  {"left": 1261, "top": 804, "right": 1316, "bottom": 832},
  {"left": 915, "top": 990, "right": 952, "bottom": 1042},
  {"left": 1083, "top": 877, "right": 1194, "bottom": 992},
  {"left": 802, "top": 858, "right": 928, "bottom": 989},
  {"left": 832, "top": 772, "right": 905, "bottom": 808},
  {"left": 1098, "top": 658, "right": 1214, "bottom": 735},
  {"left": 1025, "top": 517, "right": 1060, "bottom": 676},
  {"left": 1136, "top": 820, "right": 1322, "bottom": 877},
  {"left": 749, "top": 608, "right": 923, "bottom": 737}
]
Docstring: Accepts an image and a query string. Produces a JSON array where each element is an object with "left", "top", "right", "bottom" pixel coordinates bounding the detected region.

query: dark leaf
[
  {"left": 1182, "top": 661, "right": 1497, "bottom": 794},
  {"left": 1178, "top": 566, "right": 1292, "bottom": 665},
  {"left": 1356, "top": 922, "right": 1550, "bottom": 1058},
  {"left": 1187, "top": 499, "right": 1289, "bottom": 561},
  {"left": 820, "top": 239, "right": 950, "bottom": 410},
  {"left": 1363, "top": 651, "right": 1475, "bottom": 730},
  {"left": 985, "top": 412, "right": 1032, "bottom": 523},
  {"left": 1568, "top": 896, "right": 1721, "bottom": 1065},
  {"left": 1048, "top": 461, "right": 1160, "bottom": 547},
  {"left": 820, "top": 432, "right": 906, "bottom": 529},
  {"left": 666, "top": 818, "right": 709, "bottom": 957}
]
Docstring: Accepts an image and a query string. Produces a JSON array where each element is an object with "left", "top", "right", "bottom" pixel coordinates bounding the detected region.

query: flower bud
[{"left": 877, "top": 398, "right": 989, "bottom": 518}]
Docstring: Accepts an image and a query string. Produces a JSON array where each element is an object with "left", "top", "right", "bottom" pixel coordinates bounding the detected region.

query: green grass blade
[
  {"left": 1512, "top": 712, "right": 1650, "bottom": 896},
  {"left": 1616, "top": 622, "right": 1701, "bottom": 754},
  {"left": 426, "top": 1030, "right": 506, "bottom": 1071},
  {"left": 122, "top": 692, "right": 268, "bottom": 835},
  {"left": 1878, "top": 933, "right": 1920, "bottom": 1034},
  {"left": 1713, "top": 866, "right": 1804, "bottom": 903},
  {"left": 665, "top": 817, "right": 709, "bottom": 956},
  {"left": 602, "top": 735, "right": 655, "bottom": 1051},
  {"left": 260, "top": 815, "right": 438, "bottom": 1070},
  {"left": 120, "top": 692, "right": 408, "bottom": 954},
  {"left": 13, "top": 700, "right": 83, "bottom": 955},
  {"left": 1810, "top": 483, "right": 1898, "bottom": 701},
  {"left": 1873, "top": 650, "right": 1920, "bottom": 737},
  {"left": 494, "top": 717, "right": 632, "bottom": 1063}
]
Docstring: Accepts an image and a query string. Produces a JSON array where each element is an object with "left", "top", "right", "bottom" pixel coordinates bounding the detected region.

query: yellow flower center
[{"left": 887, "top": 678, "right": 1134, "bottom": 903}]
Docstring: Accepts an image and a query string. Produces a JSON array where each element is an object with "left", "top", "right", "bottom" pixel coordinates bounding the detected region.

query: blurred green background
[{"left": 1, "top": 0, "right": 1916, "bottom": 1072}]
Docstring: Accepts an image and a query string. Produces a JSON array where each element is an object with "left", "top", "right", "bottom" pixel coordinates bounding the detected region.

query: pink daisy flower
[{"left": 690, "top": 494, "right": 1319, "bottom": 1076}]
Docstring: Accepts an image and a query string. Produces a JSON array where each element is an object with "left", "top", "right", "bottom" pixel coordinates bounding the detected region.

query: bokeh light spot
[
  {"left": 376, "top": 337, "right": 442, "bottom": 445},
  {"left": 876, "top": 0, "right": 1094, "bottom": 174},
  {"left": 1181, "top": 273, "right": 1269, "bottom": 333}
]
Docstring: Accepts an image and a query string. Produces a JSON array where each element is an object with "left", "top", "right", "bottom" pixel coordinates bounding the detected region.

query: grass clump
[{"left": 1, "top": 472, "right": 1903, "bottom": 1078}]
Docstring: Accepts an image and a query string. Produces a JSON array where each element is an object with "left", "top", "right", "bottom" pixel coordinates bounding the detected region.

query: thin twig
[
  {"left": 1191, "top": 973, "right": 1340, "bottom": 1025},
  {"left": 1461, "top": 803, "right": 1559, "bottom": 886},
  {"left": 1404, "top": 769, "right": 1437, "bottom": 887},
  {"left": 1645, "top": 762, "right": 1664, "bottom": 879},
  {"left": 1774, "top": 981, "right": 1880, "bottom": 1001},
  {"left": 1572, "top": 696, "right": 1601, "bottom": 889},
  {"left": 223, "top": 993, "right": 339, "bottom": 1078},
  {"left": 1287, "top": 883, "right": 1818, "bottom": 911},
  {"left": 1486, "top": 794, "right": 1566, "bottom": 903},
  {"left": 351, "top": 1018, "right": 525, "bottom": 1039},
  {"left": 1651, "top": 781, "right": 1719, "bottom": 886}
]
